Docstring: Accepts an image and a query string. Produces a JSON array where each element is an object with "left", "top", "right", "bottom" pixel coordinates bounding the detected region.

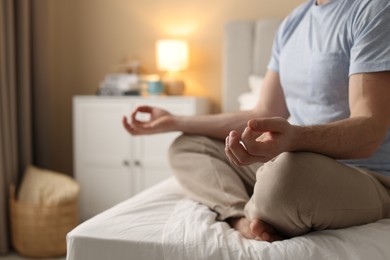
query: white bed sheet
[{"left": 67, "top": 177, "right": 390, "bottom": 260}]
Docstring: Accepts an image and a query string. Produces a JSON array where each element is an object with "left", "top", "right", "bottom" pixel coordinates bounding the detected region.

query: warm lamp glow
[{"left": 156, "top": 40, "right": 189, "bottom": 72}]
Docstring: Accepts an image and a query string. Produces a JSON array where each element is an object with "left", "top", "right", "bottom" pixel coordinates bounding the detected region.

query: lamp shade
[{"left": 156, "top": 39, "right": 189, "bottom": 72}]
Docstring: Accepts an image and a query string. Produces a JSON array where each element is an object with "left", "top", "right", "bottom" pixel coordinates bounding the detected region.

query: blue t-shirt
[{"left": 268, "top": 0, "right": 390, "bottom": 175}]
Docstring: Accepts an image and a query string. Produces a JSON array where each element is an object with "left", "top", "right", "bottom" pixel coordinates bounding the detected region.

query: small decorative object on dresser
[
  {"left": 73, "top": 95, "right": 209, "bottom": 221},
  {"left": 144, "top": 74, "right": 165, "bottom": 96}
]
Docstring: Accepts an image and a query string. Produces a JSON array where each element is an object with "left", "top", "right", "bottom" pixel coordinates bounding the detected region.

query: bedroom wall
[{"left": 33, "top": 0, "right": 306, "bottom": 176}]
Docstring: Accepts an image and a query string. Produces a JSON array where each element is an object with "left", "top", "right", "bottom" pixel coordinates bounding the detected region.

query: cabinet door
[
  {"left": 132, "top": 132, "right": 180, "bottom": 193},
  {"left": 74, "top": 101, "right": 133, "bottom": 220},
  {"left": 132, "top": 100, "right": 193, "bottom": 192}
]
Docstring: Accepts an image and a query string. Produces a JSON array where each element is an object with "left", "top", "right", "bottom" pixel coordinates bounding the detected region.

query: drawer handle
[{"left": 123, "top": 160, "right": 130, "bottom": 166}]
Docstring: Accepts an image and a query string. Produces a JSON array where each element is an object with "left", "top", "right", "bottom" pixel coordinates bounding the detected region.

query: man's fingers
[
  {"left": 122, "top": 116, "right": 144, "bottom": 135},
  {"left": 225, "top": 131, "right": 268, "bottom": 165},
  {"left": 225, "top": 136, "right": 238, "bottom": 165},
  {"left": 242, "top": 127, "right": 263, "bottom": 141},
  {"left": 241, "top": 126, "right": 272, "bottom": 156},
  {"left": 136, "top": 106, "right": 153, "bottom": 113},
  {"left": 123, "top": 116, "right": 135, "bottom": 133},
  {"left": 225, "top": 132, "right": 250, "bottom": 165},
  {"left": 130, "top": 106, "right": 152, "bottom": 125}
]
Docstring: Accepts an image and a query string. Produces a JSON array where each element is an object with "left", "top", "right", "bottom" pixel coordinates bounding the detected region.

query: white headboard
[{"left": 222, "top": 19, "right": 281, "bottom": 112}]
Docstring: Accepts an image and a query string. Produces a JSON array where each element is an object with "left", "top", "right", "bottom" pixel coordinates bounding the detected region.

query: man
[{"left": 123, "top": 0, "right": 390, "bottom": 242}]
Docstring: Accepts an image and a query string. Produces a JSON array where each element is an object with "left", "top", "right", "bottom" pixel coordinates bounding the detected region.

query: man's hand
[
  {"left": 225, "top": 117, "right": 295, "bottom": 165},
  {"left": 122, "top": 106, "right": 174, "bottom": 135}
]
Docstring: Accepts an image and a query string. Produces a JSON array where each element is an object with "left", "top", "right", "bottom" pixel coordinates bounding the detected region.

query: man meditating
[{"left": 123, "top": 0, "right": 390, "bottom": 242}]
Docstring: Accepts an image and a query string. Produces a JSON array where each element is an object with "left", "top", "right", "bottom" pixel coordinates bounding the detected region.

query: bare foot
[
  {"left": 249, "top": 219, "right": 284, "bottom": 242},
  {"left": 227, "top": 217, "right": 256, "bottom": 239},
  {"left": 227, "top": 217, "right": 284, "bottom": 242}
]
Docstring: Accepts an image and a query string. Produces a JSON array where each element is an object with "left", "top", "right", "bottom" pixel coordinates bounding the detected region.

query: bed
[{"left": 66, "top": 19, "right": 390, "bottom": 260}]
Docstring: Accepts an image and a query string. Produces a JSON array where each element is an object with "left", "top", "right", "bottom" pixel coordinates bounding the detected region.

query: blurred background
[
  {"left": 1, "top": 0, "right": 306, "bottom": 256},
  {"left": 28, "top": 0, "right": 304, "bottom": 176}
]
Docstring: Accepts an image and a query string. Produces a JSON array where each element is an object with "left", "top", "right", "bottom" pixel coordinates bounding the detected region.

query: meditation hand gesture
[
  {"left": 225, "top": 117, "right": 295, "bottom": 165},
  {"left": 122, "top": 106, "right": 174, "bottom": 135}
]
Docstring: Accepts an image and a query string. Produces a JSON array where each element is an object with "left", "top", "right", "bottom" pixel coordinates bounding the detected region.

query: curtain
[{"left": 0, "top": 0, "right": 33, "bottom": 253}]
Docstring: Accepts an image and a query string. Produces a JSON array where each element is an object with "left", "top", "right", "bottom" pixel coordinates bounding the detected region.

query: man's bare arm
[
  {"left": 226, "top": 71, "right": 390, "bottom": 165},
  {"left": 292, "top": 71, "right": 390, "bottom": 159},
  {"left": 173, "top": 70, "right": 289, "bottom": 140},
  {"left": 124, "top": 70, "right": 289, "bottom": 141}
]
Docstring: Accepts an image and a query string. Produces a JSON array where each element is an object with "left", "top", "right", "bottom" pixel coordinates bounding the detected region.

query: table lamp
[{"left": 156, "top": 39, "right": 189, "bottom": 95}]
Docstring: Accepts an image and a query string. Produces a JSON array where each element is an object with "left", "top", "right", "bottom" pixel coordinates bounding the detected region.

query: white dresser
[{"left": 73, "top": 96, "right": 209, "bottom": 220}]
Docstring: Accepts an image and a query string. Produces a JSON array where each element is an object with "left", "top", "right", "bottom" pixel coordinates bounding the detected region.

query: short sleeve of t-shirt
[
  {"left": 268, "top": 0, "right": 390, "bottom": 75},
  {"left": 267, "top": 22, "right": 284, "bottom": 73},
  {"left": 267, "top": 1, "right": 313, "bottom": 73},
  {"left": 349, "top": 1, "right": 390, "bottom": 75}
]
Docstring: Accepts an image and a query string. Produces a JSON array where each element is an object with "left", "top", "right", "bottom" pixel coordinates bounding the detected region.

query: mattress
[{"left": 66, "top": 177, "right": 390, "bottom": 260}]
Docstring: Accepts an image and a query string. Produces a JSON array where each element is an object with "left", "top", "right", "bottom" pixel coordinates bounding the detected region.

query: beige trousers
[{"left": 168, "top": 134, "right": 390, "bottom": 237}]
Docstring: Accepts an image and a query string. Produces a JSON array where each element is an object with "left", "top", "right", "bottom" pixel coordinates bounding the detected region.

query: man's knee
[
  {"left": 169, "top": 134, "right": 209, "bottom": 160},
  {"left": 246, "top": 152, "right": 327, "bottom": 236},
  {"left": 253, "top": 153, "right": 311, "bottom": 205},
  {"left": 168, "top": 134, "right": 225, "bottom": 176},
  {"left": 256, "top": 152, "right": 316, "bottom": 195}
]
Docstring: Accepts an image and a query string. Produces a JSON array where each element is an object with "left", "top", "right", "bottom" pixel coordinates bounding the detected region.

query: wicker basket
[{"left": 9, "top": 184, "right": 79, "bottom": 258}]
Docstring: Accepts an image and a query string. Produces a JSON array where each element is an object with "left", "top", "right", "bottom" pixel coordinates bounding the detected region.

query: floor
[{"left": 0, "top": 252, "right": 66, "bottom": 260}]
